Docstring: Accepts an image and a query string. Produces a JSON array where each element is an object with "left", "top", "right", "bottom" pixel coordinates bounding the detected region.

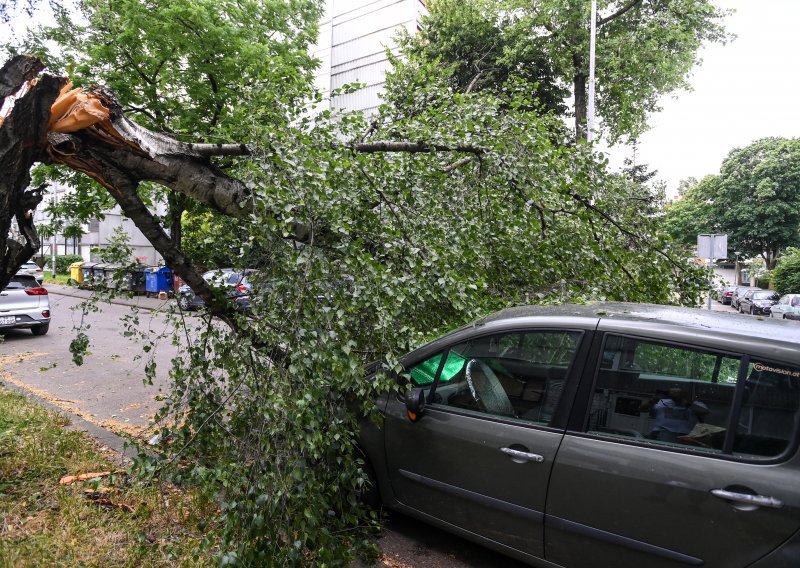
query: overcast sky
[{"left": 607, "top": 0, "right": 800, "bottom": 198}]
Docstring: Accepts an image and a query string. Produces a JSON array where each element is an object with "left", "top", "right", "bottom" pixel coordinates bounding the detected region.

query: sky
[{"left": 607, "top": 0, "right": 800, "bottom": 198}]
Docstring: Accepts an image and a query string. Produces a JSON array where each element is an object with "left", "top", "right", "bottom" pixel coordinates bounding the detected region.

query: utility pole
[{"left": 587, "top": 0, "right": 597, "bottom": 142}]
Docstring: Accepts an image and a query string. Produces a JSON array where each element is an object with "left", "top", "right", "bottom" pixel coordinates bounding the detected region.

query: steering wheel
[{"left": 465, "top": 359, "right": 515, "bottom": 417}]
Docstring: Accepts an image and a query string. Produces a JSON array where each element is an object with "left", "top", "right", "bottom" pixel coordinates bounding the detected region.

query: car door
[
  {"left": 772, "top": 296, "right": 789, "bottom": 319},
  {"left": 545, "top": 326, "right": 800, "bottom": 567},
  {"left": 384, "top": 327, "right": 591, "bottom": 562}
]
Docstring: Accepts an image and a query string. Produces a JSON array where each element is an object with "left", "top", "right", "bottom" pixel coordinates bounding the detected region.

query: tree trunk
[
  {"left": 0, "top": 56, "right": 66, "bottom": 289},
  {"left": 573, "top": 53, "right": 588, "bottom": 142}
]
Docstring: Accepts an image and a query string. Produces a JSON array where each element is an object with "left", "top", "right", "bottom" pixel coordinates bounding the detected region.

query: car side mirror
[{"left": 405, "top": 388, "right": 426, "bottom": 422}]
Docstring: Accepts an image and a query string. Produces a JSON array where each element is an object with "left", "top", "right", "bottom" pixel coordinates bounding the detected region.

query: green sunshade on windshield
[{"left": 410, "top": 351, "right": 466, "bottom": 385}]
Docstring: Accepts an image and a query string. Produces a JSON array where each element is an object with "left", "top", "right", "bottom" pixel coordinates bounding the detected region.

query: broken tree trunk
[{"left": 0, "top": 56, "right": 66, "bottom": 287}]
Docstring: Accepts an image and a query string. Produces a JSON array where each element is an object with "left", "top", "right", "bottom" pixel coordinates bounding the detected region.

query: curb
[
  {"left": 46, "top": 284, "right": 172, "bottom": 313},
  {"left": 1, "top": 380, "right": 139, "bottom": 461}
]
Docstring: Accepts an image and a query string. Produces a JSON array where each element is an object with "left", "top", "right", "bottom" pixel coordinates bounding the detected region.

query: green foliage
[
  {"left": 400, "top": 0, "right": 730, "bottom": 142},
  {"left": 180, "top": 209, "right": 245, "bottom": 270},
  {"left": 772, "top": 248, "right": 800, "bottom": 295},
  {"left": 20, "top": 0, "right": 322, "bottom": 262},
  {"left": 397, "top": 0, "right": 567, "bottom": 115},
  {"left": 96, "top": 226, "right": 133, "bottom": 265},
  {"left": 53, "top": 254, "right": 84, "bottom": 274},
  {"left": 716, "top": 138, "right": 800, "bottom": 268},
  {"left": 662, "top": 175, "right": 717, "bottom": 247}
]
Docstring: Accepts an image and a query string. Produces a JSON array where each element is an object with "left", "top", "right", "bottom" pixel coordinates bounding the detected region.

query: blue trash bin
[{"left": 145, "top": 266, "right": 173, "bottom": 297}]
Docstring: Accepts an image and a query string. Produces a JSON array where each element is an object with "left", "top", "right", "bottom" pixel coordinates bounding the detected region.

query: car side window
[
  {"left": 734, "top": 360, "right": 800, "bottom": 459},
  {"left": 409, "top": 331, "right": 581, "bottom": 424},
  {"left": 589, "top": 335, "right": 739, "bottom": 453},
  {"left": 588, "top": 335, "right": 800, "bottom": 459}
]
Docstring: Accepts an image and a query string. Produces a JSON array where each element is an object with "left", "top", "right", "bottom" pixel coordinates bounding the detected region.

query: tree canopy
[{"left": 399, "top": 0, "right": 730, "bottom": 142}]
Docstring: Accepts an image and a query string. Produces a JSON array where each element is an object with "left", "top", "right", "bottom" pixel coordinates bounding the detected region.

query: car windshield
[{"left": 753, "top": 291, "right": 778, "bottom": 300}]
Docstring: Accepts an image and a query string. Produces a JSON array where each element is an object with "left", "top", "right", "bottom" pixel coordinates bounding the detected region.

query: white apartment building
[
  {"left": 313, "top": 0, "right": 427, "bottom": 113},
  {"left": 46, "top": 0, "right": 426, "bottom": 265}
]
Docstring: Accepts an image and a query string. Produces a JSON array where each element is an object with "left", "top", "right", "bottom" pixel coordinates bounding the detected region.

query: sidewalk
[{"left": 46, "top": 283, "right": 173, "bottom": 312}]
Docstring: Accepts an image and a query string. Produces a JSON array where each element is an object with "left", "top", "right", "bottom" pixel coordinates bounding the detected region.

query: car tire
[
  {"left": 31, "top": 323, "right": 49, "bottom": 336},
  {"left": 750, "top": 307, "right": 754, "bottom": 315},
  {"left": 357, "top": 460, "right": 382, "bottom": 510},
  {"left": 178, "top": 295, "right": 191, "bottom": 311}
]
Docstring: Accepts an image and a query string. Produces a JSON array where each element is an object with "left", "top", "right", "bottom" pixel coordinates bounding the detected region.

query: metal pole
[
  {"left": 51, "top": 185, "right": 57, "bottom": 278},
  {"left": 587, "top": 0, "right": 597, "bottom": 142}
]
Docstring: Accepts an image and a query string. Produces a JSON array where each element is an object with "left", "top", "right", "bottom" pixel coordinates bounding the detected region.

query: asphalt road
[
  {"left": 0, "top": 291, "right": 178, "bottom": 436},
  {"left": 0, "top": 287, "right": 525, "bottom": 568}
]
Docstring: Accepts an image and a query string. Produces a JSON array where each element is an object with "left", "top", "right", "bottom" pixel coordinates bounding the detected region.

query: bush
[
  {"left": 772, "top": 248, "right": 800, "bottom": 295},
  {"left": 53, "top": 254, "right": 84, "bottom": 274}
]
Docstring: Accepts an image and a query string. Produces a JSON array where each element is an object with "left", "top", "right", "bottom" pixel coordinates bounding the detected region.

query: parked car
[
  {"left": 17, "top": 261, "right": 44, "bottom": 283},
  {"left": 0, "top": 274, "right": 51, "bottom": 335},
  {"left": 771, "top": 294, "right": 800, "bottom": 320},
  {"left": 731, "top": 286, "right": 759, "bottom": 310},
  {"left": 177, "top": 269, "right": 254, "bottom": 311},
  {"left": 719, "top": 285, "right": 738, "bottom": 305},
  {"left": 358, "top": 303, "right": 800, "bottom": 568},
  {"left": 738, "top": 290, "right": 780, "bottom": 315}
]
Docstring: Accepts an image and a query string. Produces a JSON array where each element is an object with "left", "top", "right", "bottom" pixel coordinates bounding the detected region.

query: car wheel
[
  {"left": 178, "top": 295, "right": 191, "bottom": 311},
  {"left": 31, "top": 323, "right": 49, "bottom": 336},
  {"left": 357, "top": 459, "right": 382, "bottom": 510},
  {"left": 749, "top": 306, "right": 754, "bottom": 315}
]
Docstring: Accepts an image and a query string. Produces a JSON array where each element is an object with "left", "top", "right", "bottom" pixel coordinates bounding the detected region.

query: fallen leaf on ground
[{"left": 59, "top": 471, "right": 112, "bottom": 485}]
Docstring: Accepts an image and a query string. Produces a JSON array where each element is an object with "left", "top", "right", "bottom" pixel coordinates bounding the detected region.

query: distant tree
[
  {"left": 676, "top": 176, "right": 700, "bottom": 197},
  {"left": 663, "top": 138, "right": 800, "bottom": 268},
  {"left": 715, "top": 138, "right": 800, "bottom": 269},
  {"left": 772, "top": 248, "right": 800, "bottom": 295},
  {"left": 662, "top": 175, "right": 717, "bottom": 248}
]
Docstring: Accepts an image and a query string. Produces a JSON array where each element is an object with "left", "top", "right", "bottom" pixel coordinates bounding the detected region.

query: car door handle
[
  {"left": 711, "top": 489, "right": 783, "bottom": 509},
  {"left": 500, "top": 447, "right": 544, "bottom": 463}
]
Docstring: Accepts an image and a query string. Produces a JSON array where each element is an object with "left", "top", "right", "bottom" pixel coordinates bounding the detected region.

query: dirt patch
[{"left": 1, "top": 370, "right": 152, "bottom": 439}]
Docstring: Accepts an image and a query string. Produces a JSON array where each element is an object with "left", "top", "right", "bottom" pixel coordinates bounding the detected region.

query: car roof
[{"left": 476, "top": 302, "right": 800, "bottom": 341}]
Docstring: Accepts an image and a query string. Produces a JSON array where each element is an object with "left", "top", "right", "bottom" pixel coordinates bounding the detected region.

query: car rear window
[{"left": 4, "top": 275, "right": 39, "bottom": 290}]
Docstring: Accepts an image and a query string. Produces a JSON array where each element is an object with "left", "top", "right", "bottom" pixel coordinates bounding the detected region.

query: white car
[
  {"left": 17, "top": 261, "right": 44, "bottom": 283},
  {"left": 0, "top": 274, "right": 51, "bottom": 335},
  {"left": 771, "top": 293, "right": 800, "bottom": 320}
]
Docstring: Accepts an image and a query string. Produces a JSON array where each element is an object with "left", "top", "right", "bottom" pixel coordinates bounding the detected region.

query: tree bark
[
  {"left": 573, "top": 53, "right": 588, "bottom": 142},
  {"left": 0, "top": 56, "right": 66, "bottom": 288}
]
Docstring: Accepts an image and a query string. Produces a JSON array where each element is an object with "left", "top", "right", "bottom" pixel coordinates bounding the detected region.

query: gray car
[
  {"left": 359, "top": 303, "right": 800, "bottom": 567},
  {"left": 0, "top": 274, "right": 51, "bottom": 335}
]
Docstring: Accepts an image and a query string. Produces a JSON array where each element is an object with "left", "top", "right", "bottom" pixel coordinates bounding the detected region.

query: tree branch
[
  {"left": 352, "top": 140, "right": 485, "bottom": 155},
  {"left": 598, "top": 0, "right": 643, "bottom": 27}
]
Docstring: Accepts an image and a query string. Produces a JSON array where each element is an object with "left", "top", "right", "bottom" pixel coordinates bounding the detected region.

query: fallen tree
[{"left": 1, "top": 53, "right": 709, "bottom": 563}]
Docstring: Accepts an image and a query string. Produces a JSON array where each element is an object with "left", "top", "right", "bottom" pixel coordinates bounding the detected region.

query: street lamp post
[
  {"left": 734, "top": 251, "right": 742, "bottom": 285},
  {"left": 587, "top": 0, "right": 597, "bottom": 142}
]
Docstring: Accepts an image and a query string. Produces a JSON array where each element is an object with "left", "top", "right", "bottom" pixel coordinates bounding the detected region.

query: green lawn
[{"left": 0, "top": 386, "right": 218, "bottom": 566}]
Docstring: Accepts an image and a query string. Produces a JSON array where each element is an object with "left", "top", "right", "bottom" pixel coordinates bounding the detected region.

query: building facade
[{"left": 313, "top": 0, "right": 427, "bottom": 113}]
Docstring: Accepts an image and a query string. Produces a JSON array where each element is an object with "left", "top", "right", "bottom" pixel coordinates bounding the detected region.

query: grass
[
  {"left": 0, "top": 386, "right": 218, "bottom": 567},
  {"left": 41, "top": 273, "right": 71, "bottom": 286}
]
